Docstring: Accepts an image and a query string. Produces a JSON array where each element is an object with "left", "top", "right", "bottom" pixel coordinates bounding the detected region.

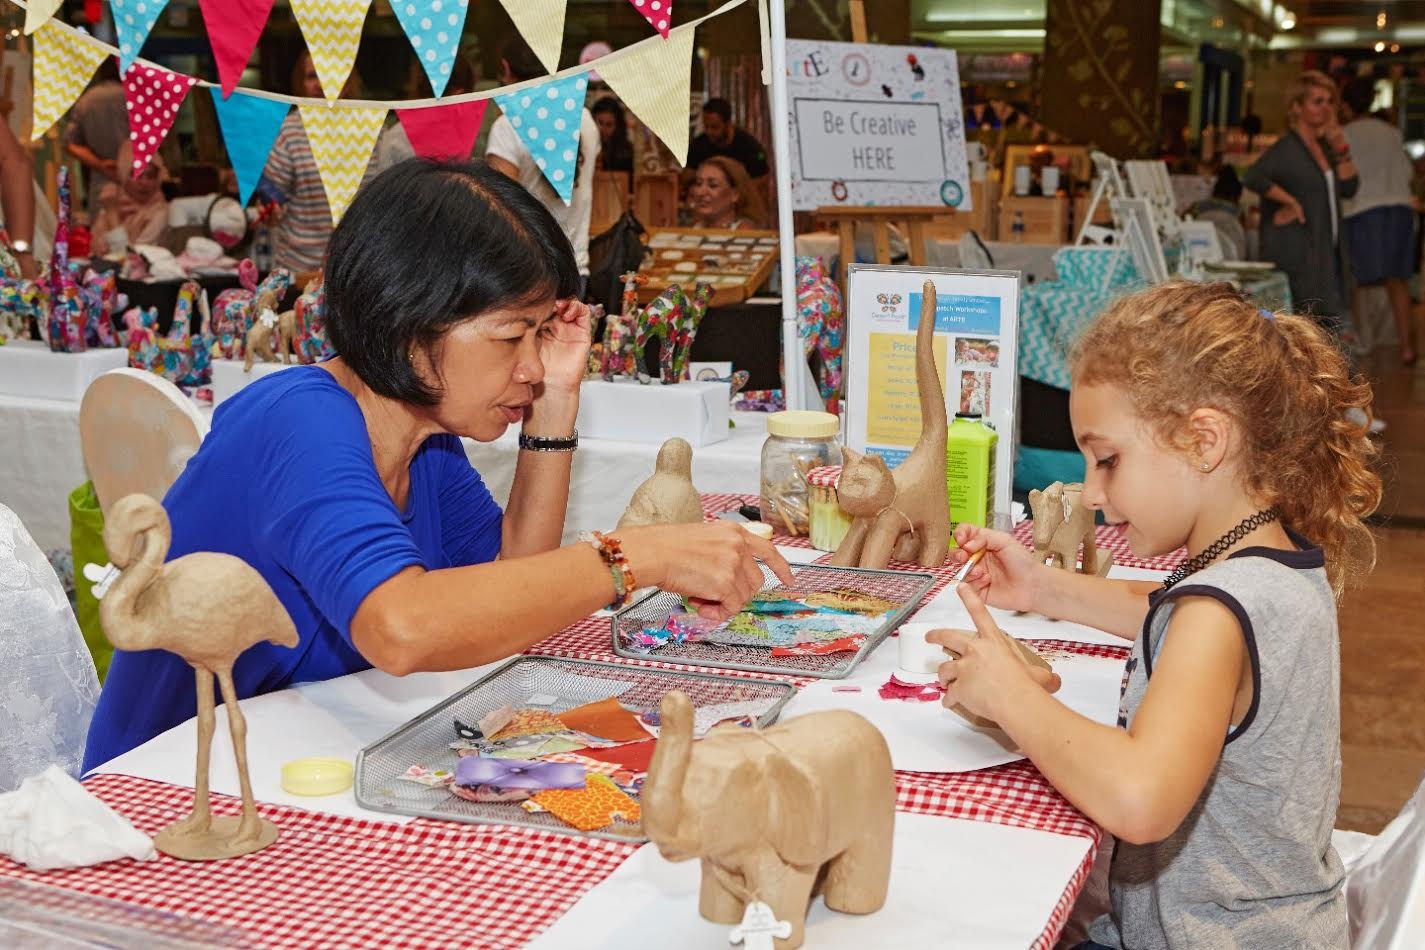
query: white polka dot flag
[
  {"left": 200, "top": 0, "right": 276, "bottom": 97},
  {"left": 396, "top": 99, "right": 487, "bottom": 161},
  {"left": 22, "top": 0, "right": 64, "bottom": 36},
  {"left": 494, "top": 74, "right": 589, "bottom": 206},
  {"left": 495, "top": 0, "right": 568, "bottom": 76},
  {"left": 392, "top": 0, "right": 471, "bottom": 98},
  {"left": 597, "top": 27, "right": 695, "bottom": 165},
  {"left": 112, "top": 0, "right": 172, "bottom": 73},
  {"left": 298, "top": 102, "right": 387, "bottom": 223},
  {"left": 289, "top": 0, "right": 373, "bottom": 102},
  {"left": 30, "top": 23, "right": 112, "bottom": 141},
  {"left": 625, "top": 0, "right": 672, "bottom": 38},
  {"left": 123, "top": 63, "right": 198, "bottom": 177}
]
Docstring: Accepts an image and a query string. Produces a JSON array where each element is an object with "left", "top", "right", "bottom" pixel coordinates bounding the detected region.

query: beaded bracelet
[{"left": 578, "top": 530, "right": 638, "bottom": 610}]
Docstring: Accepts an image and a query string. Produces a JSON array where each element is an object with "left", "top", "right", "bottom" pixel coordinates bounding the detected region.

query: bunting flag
[
  {"left": 298, "top": 102, "right": 386, "bottom": 222},
  {"left": 626, "top": 0, "right": 672, "bottom": 38},
  {"left": 495, "top": 74, "right": 588, "bottom": 205},
  {"left": 496, "top": 0, "right": 567, "bottom": 75},
  {"left": 30, "top": 24, "right": 112, "bottom": 140},
  {"left": 396, "top": 99, "right": 486, "bottom": 160},
  {"left": 290, "top": 0, "right": 373, "bottom": 102},
  {"left": 201, "top": 0, "right": 275, "bottom": 97},
  {"left": 23, "top": 0, "right": 64, "bottom": 35},
  {"left": 393, "top": 0, "right": 471, "bottom": 98},
  {"left": 212, "top": 90, "right": 290, "bottom": 205},
  {"left": 123, "top": 63, "right": 198, "bottom": 177},
  {"left": 597, "top": 28, "right": 694, "bottom": 164},
  {"left": 112, "top": 0, "right": 172, "bottom": 72}
]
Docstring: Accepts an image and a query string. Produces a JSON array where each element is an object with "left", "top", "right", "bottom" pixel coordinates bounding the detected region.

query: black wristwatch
[{"left": 518, "top": 430, "right": 579, "bottom": 452}]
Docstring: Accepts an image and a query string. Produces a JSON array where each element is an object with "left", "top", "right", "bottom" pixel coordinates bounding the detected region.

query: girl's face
[
  {"left": 418, "top": 297, "right": 556, "bottom": 442},
  {"left": 689, "top": 164, "right": 738, "bottom": 225},
  {"left": 1069, "top": 382, "right": 1203, "bottom": 558},
  {"left": 1293, "top": 87, "right": 1336, "bottom": 130},
  {"left": 594, "top": 111, "right": 617, "bottom": 143}
]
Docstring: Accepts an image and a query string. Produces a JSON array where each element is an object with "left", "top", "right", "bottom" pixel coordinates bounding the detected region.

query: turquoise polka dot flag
[
  {"left": 495, "top": 74, "right": 589, "bottom": 206},
  {"left": 112, "top": 0, "right": 172, "bottom": 72},
  {"left": 393, "top": 0, "right": 471, "bottom": 98}
]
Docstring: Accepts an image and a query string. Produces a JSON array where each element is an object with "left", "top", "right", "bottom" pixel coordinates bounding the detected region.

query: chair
[
  {"left": 632, "top": 172, "right": 679, "bottom": 228},
  {"left": 0, "top": 503, "right": 100, "bottom": 791},
  {"left": 1337, "top": 772, "right": 1425, "bottom": 949},
  {"left": 78, "top": 368, "right": 209, "bottom": 517}
]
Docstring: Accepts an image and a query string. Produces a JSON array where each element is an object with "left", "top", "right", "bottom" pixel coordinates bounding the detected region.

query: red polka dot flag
[
  {"left": 122, "top": 62, "right": 197, "bottom": 178},
  {"left": 626, "top": 0, "right": 672, "bottom": 37}
]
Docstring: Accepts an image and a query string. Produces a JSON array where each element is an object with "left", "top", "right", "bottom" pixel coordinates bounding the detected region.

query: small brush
[{"left": 951, "top": 548, "right": 986, "bottom": 584}]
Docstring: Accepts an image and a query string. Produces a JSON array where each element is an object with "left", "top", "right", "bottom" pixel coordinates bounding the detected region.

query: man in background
[
  {"left": 63, "top": 59, "right": 127, "bottom": 223},
  {"left": 686, "top": 98, "right": 768, "bottom": 182}
]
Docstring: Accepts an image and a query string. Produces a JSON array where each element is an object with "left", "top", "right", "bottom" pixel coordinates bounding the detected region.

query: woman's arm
[
  {"left": 0, "top": 122, "right": 37, "bottom": 279},
  {"left": 934, "top": 588, "right": 1243, "bottom": 844}
]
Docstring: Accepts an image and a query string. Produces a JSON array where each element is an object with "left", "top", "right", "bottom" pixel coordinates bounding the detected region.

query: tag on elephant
[{"left": 729, "top": 901, "right": 792, "bottom": 950}]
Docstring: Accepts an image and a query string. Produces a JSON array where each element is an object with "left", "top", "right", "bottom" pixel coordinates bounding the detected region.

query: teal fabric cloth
[{"left": 1014, "top": 446, "right": 1085, "bottom": 494}]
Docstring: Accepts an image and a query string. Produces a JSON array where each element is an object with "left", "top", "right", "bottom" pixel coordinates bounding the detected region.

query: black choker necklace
[{"left": 1161, "top": 507, "right": 1280, "bottom": 590}]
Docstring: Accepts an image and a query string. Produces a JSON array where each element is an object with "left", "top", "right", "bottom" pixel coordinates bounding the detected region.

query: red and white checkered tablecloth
[{"left": 0, "top": 494, "right": 1180, "bottom": 949}]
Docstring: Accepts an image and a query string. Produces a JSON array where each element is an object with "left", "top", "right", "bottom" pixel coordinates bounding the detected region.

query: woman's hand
[
  {"left": 947, "top": 523, "right": 1045, "bottom": 613},
  {"left": 1272, "top": 196, "right": 1306, "bottom": 226},
  {"left": 537, "top": 297, "right": 594, "bottom": 395},
  {"left": 929, "top": 585, "right": 1061, "bottom": 723},
  {"left": 619, "top": 521, "right": 795, "bottom": 621},
  {"left": 1322, "top": 121, "right": 1350, "bottom": 155}
]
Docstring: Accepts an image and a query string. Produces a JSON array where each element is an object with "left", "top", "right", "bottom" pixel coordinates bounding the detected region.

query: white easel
[{"left": 1075, "top": 151, "right": 1126, "bottom": 247}]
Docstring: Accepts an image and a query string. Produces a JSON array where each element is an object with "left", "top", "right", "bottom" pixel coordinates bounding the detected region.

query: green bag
[{"left": 69, "top": 481, "right": 113, "bottom": 682}]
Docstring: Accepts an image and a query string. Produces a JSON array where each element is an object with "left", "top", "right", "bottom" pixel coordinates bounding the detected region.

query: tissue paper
[{"left": 0, "top": 766, "right": 156, "bottom": 870}]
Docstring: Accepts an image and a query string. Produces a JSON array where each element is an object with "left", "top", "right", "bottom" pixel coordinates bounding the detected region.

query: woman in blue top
[{"left": 84, "top": 160, "right": 790, "bottom": 771}]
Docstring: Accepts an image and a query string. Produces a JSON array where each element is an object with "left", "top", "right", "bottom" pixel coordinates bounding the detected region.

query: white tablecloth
[
  {"left": 0, "top": 392, "right": 768, "bottom": 551},
  {"left": 794, "top": 231, "right": 1061, "bottom": 284}
]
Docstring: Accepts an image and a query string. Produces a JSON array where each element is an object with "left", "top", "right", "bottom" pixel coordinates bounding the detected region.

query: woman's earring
[{"left": 1201, "top": 462, "right": 1211, "bottom": 471}]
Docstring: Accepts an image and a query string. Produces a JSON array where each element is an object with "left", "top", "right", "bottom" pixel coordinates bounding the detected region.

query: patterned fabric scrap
[{"left": 526, "top": 774, "right": 641, "bottom": 832}]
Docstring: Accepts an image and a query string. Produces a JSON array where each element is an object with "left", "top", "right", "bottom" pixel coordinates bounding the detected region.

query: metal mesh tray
[
  {"left": 611, "top": 562, "right": 935, "bottom": 678},
  {"left": 354, "top": 655, "right": 795, "bottom": 841}
]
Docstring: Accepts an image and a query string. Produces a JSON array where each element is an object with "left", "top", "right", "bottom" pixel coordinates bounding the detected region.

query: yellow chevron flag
[
  {"left": 24, "top": 0, "right": 64, "bottom": 35},
  {"left": 496, "top": 0, "right": 568, "bottom": 75},
  {"left": 597, "top": 28, "right": 696, "bottom": 166},
  {"left": 298, "top": 102, "right": 386, "bottom": 223},
  {"left": 289, "top": 0, "right": 373, "bottom": 102},
  {"left": 31, "top": 24, "right": 112, "bottom": 140}
]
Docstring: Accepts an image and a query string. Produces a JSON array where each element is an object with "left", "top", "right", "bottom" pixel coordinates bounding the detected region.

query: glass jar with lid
[{"left": 759, "top": 410, "right": 842, "bottom": 538}]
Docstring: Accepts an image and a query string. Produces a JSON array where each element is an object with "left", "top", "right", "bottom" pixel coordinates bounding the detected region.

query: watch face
[{"left": 10, "top": 240, "right": 30, "bottom": 253}]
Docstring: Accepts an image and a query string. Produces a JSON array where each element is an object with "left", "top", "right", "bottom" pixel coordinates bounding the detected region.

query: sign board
[
  {"left": 785, "top": 40, "right": 971, "bottom": 212},
  {"left": 843, "top": 265, "right": 1020, "bottom": 522}
]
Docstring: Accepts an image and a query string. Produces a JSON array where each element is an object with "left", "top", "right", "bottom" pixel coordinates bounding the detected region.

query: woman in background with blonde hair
[
  {"left": 1244, "top": 70, "right": 1358, "bottom": 338},
  {"left": 687, "top": 156, "right": 767, "bottom": 230}
]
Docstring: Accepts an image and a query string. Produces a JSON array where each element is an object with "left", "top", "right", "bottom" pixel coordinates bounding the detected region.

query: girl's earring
[{"left": 1200, "top": 462, "right": 1210, "bottom": 472}]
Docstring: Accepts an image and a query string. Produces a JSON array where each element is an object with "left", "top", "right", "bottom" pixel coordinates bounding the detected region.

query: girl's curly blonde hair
[{"left": 1070, "top": 281, "right": 1381, "bottom": 595}]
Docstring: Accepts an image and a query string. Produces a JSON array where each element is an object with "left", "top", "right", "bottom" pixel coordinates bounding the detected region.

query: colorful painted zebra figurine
[{"left": 600, "top": 271, "right": 645, "bottom": 381}]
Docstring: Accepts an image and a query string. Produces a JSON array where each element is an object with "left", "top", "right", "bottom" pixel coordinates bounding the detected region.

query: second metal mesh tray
[
  {"left": 354, "top": 655, "right": 795, "bottom": 841},
  {"left": 611, "top": 561, "right": 935, "bottom": 678}
]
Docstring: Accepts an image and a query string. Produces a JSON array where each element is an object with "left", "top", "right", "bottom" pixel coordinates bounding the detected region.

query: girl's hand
[
  {"left": 1272, "top": 196, "right": 1306, "bottom": 226},
  {"left": 930, "top": 584, "right": 1061, "bottom": 723},
  {"left": 619, "top": 521, "right": 794, "bottom": 621},
  {"left": 537, "top": 297, "right": 593, "bottom": 395},
  {"left": 947, "top": 523, "right": 1044, "bottom": 613}
]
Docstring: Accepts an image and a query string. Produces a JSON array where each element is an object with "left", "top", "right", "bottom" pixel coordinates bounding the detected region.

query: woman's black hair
[
  {"left": 591, "top": 96, "right": 634, "bottom": 172},
  {"left": 1212, "top": 164, "right": 1243, "bottom": 202},
  {"left": 323, "top": 159, "right": 580, "bottom": 406}
]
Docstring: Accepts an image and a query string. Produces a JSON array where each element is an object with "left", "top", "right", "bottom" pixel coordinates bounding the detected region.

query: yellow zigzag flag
[
  {"left": 597, "top": 29, "right": 696, "bottom": 166},
  {"left": 24, "top": 0, "right": 64, "bottom": 35},
  {"left": 298, "top": 103, "right": 386, "bottom": 224},
  {"left": 496, "top": 0, "right": 568, "bottom": 75},
  {"left": 289, "top": 0, "right": 373, "bottom": 102},
  {"left": 31, "top": 23, "right": 112, "bottom": 140}
]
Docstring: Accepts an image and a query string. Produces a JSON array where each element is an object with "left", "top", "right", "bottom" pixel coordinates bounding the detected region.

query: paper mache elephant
[{"left": 642, "top": 690, "right": 895, "bottom": 950}]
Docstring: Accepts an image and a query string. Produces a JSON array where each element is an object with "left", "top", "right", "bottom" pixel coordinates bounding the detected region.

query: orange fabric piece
[
  {"left": 529, "top": 774, "right": 641, "bottom": 831},
  {"left": 556, "top": 697, "right": 651, "bottom": 743},
  {"left": 577, "top": 739, "right": 657, "bottom": 774},
  {"left": 489, "top": 708, "right": 567, "bottom": 741}
]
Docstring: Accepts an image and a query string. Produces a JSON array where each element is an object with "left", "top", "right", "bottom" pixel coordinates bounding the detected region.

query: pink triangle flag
[
  {"left": 626, "top": 0, "right": 671, "bottom": 37},
  {"left": 396, "top": 99, "right": 488, "bottom": 161},
  {"left": 123, "top": 63, "right": 197, "bottom": 177},
  {"left": 201, "top": 0, "right": 275, "bottom": 97}
]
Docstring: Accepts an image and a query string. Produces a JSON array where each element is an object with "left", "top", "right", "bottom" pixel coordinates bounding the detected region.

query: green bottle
[{"left": 945, "top": 412, "right": 997, "bottom": 548}]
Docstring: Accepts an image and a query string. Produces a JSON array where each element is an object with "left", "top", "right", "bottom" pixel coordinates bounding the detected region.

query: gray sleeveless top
[{"left": 1088, "top": 539, "right": 1349, "bottom": 949}]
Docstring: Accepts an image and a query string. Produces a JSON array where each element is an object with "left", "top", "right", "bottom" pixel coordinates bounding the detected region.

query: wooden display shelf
[
  {"left": 636, "top": 227, "right": 780, "bottom": 308},
  {"left": 997, "top": 195, "right": 1069, "bottom": 245}
]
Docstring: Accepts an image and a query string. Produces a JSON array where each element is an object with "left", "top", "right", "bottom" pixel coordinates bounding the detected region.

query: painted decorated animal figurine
[
  {"left": 830, "top": 280, "right": 950, "bottom": 570},
  {"left": 123, "top": 306, "right": 162, "bottom": 375},
  {"left": 100, "top": 494, "right": 297, "bottom": 860},
  {"left": 292, "top": 278, "right": 332, "bottom": 364},
  {"left": 242, "top": 288, "right": 291, "bottom": 371},
  {"left": 1029, "top": 481, "right": 1112, "bottom": 575},
  {"left": 617, "top": 438, "right": 704, "bottom": 528},
  {"left": 0, "top": 277, "right": 47, "bottom": 344},
  {"left": 600, "top": 270, "right": 645, "bottom": 380},
  {"left": 79, "top": 269, "right": 124, "bottom": 348},
  {"left": 46, "top": 168, "right": 87, "bottom": 353},
  {"left": 158, "top": 281, "right": 215, "bottom": 387},
  {"left": 212, "top": 263, "right": 292, "bottom": 360},
  {"left": 634, "top": 281, "right": 714, "bottom": 383},
  {"left": 643, "top": 690, "right": 895, "bottom": 950}
]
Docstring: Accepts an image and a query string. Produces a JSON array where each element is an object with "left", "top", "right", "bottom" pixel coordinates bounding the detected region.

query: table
[
  {"left": 0, "top": 495, "right": 1183, "bottom": 948},
  {"left": 0, "top": 393, "right": 769, "bottom": 552}
]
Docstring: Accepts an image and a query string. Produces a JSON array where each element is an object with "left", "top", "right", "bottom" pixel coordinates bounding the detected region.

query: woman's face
[
  {"left": 689, "top": 164, "right": 738, "bottom": 226},
  {"left": 1294, "top": 86, "right": 1336, "bottom": 130},
  {"left": 299, "top": 54, "right": 322, "bottom": 98},
  {"left": 417, "top": 297, "right": 556, "bottom": 441},
  {"left": 594, "top": 111, "right": 617, "bottom": 143}
]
